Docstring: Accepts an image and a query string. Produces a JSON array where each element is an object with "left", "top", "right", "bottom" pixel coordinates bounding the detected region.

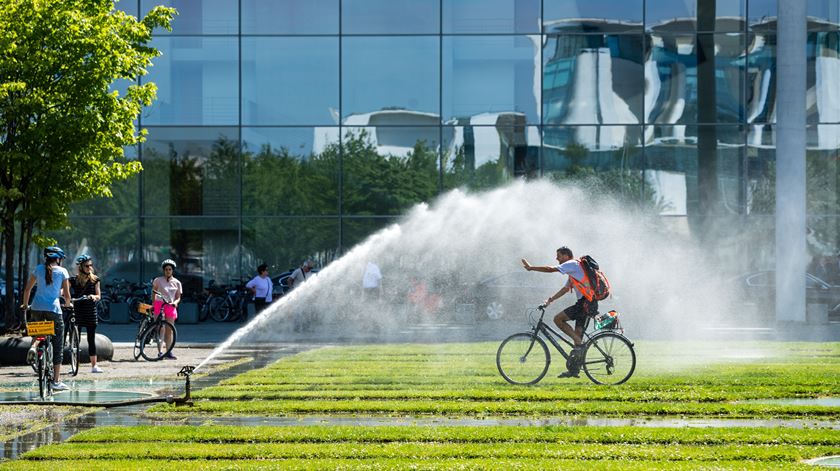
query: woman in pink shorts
[{"left": 152, "top": 259, "right": 182, "bottom": 360}]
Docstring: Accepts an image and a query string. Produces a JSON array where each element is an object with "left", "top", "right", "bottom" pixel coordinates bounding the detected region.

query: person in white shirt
[
  {"left": 287, "top": 260, "right": 314, "bottom": 291},
  {"left": 521, "top": 246, "right": 598, "bottom": 379},
  {"left": 246, "top": 264, "right": 273, "bottom": 315},
  {"left": 362, "top": 261, "right": 383, "bottom": 301}
]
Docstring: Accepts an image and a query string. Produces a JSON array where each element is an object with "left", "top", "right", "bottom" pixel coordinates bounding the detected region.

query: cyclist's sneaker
[
  {"left": 557, "top": 370, "right": 580, "bottom": 379},
  {"left": 26, "top": 346, "right": 37, "bottom": 365},
  {"left": 163, "top": 353, "right": 177, "bottom": 360},
  {"left": 91, "top": 365, "right": 104, "bottom": 373},
  {"left": 51, "top": 381, "right": 69, "bottom": 391}
]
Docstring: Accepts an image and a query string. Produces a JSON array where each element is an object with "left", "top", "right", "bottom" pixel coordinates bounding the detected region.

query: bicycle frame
[{"left": 529, "top": 307, "right": 597, "bottom": 363}]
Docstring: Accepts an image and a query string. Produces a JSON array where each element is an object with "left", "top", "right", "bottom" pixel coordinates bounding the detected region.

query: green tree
[{"left": 0, "top": 0, "right": 175, "bottom": 328}]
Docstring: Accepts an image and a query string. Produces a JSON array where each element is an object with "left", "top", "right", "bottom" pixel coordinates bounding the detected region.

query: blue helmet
[
  {"left": 44, "top": 246, "right": 65, "bottom": 260},
  {"left": 76, "top": 254, "right": 92, "bottom": 265}
]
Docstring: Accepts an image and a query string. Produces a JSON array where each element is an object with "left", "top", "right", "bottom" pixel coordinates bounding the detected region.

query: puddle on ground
[
  {"left": 0, "top": 390, "right": 154, "bottom": 403},
  {"left": 805, "top": 456, "right": 840, "bottom": 467},
  {"left": 750, "top": 398, "right": 840, "bottom": 407}
]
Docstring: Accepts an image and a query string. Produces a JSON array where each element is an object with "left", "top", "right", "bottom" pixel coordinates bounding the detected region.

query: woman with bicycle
[
  {"left": 70, "top": 255, "right": 104, "bottom": 373},
  {"left": 152, "top": 259, "right": 182, "bottom": 360},
  {"left": 20, "top": 246, "right": 72, "bottom": 391}
]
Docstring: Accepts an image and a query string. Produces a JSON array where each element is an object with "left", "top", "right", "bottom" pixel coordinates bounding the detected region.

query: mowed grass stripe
[
  {"left": 0, "top": 458, "right": 803, "bottom": 470},
  {"left": 66, "top": 425, "right": 840, "bottom": 446},
  {"left": 150, "top": 399, "right": 840, "bottom": 417},
  {"left": 18, "top": 441, "right": 840, "bottom": 462},
  {"left": 193, "top": 385, "right": 840, "bottom": 402}
]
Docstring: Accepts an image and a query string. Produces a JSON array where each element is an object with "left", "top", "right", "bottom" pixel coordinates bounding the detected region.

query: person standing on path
[
  {"left": 246, "top": 264, "right": 273, "bottom": 315},
  {"left": 152, "top": 259, "right": 182, "bottom": 360},
  {"left": 70, "top": 254, "right": 104, "bottom": 373}
]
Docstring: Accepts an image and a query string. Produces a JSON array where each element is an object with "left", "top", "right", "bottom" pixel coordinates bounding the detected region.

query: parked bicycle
[
  {"left": 97, "top": 277, "right": 131, "bottom": 323},
  {"left": 208, "top": 281, "right": 249, "bottom": 322},
  {"left": 24, "top": 306, "right": 57, "bottom": 399},
  {"left": 132, "top": 291, "right": 177, "bottom": 361},
  {"left": 496, "top": 306, "right": 636, "bottom": 385},
  {"left": 125, "top": 281, "right": 152, "bottom": 323}
]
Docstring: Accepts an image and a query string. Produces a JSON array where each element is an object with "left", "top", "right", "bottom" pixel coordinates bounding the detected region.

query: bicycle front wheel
[
  {"left": 68, "top": 325, "right": 80, "bottom": 376},
  {"left": 582, "top": 332, "right": 636, "bottom": 385},
  {"left": 496, "top": 332, "right": 550, "bottom": 385},
  {"left": 139, "top": 321, "right": 177, "bottom": 361}
]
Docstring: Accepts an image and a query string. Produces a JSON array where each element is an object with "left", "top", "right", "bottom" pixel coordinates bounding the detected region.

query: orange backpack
[{"left": 569, "top": 255, "right": 611, "bottom": 302}]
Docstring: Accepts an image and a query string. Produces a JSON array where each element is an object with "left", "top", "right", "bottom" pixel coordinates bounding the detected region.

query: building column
[{"left": 775, "top": 0, "right": 807, "bottom": 322}]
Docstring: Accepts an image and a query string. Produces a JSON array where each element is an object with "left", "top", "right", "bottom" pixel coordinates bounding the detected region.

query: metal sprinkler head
[{"left": 176, "top": 365, "right": 196, "bottom": 405}]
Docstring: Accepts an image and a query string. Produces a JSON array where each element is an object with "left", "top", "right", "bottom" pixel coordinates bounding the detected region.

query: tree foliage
[{"left": 0, "top": 0, "right": 175, "bottom": 327}]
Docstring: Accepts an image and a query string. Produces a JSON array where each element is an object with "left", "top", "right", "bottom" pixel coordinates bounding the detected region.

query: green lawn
[
  {"left": 151, "top": 341, "right": 840, "bottom": 418},
  {"left": 1, "top": 425, "right": 837, "bottom": 469},
  {"left": 2, "top": 341, "right": 839, "bottom": 469}
]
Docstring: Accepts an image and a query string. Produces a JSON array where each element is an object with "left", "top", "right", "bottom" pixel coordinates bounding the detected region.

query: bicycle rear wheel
[
  {"left": 67, "top": 324, "right": 80, "bottom": 377},
  {"left": 496, "top": 332, "right": 550, "bottom": 385},
  {"left": 582, "top": 332, "right": 636, "bottom": 385},
  {"left": 96, "top": 298, "right": 111, "bottom": 323},
  {"left": 139, "top": 321, "right": 177, "bottom": 361},
  {"left": 209, "top": 297, "right": 229, "bottom": 322}
]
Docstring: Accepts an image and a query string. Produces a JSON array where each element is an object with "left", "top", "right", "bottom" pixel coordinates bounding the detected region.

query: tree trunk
[{"left": 3, "top": 209, "right": 16, "bottom": 330}]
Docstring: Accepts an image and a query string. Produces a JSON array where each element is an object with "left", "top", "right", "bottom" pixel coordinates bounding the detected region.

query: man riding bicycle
[{"left": 521, "top": 246, "right": 598, "bottom": 378}]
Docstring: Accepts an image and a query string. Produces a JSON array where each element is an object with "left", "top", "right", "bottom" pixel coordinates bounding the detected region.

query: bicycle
[
  {"left": 62, "top": 296, "right": 88, "bottom": 377},
  {"left": 496, "top": 305, "right": 636, "bottom": 386},
  {"left": 132, "top": 291, "right": 177, "bottom": 361},
  {"left": 208, "top": 282, "right": 248, "bottom": 322},
  {"left": 24, "top": 307, "right": 57, "bottom": 399}
]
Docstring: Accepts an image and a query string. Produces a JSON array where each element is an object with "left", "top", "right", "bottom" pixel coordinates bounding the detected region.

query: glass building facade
[{"left": 58, "top": 0, "right": 840, "bottom": 288}]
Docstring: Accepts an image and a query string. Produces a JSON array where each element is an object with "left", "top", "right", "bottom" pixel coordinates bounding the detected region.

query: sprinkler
[{"left": 173, "top": 365, "right": 195, "bottom": 406}]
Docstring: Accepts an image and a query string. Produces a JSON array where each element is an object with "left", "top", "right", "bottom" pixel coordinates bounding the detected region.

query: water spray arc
[{"left": 196, "top": 180, "right": 735, "bottom": 370}]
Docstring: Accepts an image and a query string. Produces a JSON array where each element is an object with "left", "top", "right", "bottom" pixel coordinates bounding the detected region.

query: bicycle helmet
[
  {"left": 44, "top": 246, "right": 66, "bottom": 260},
  {"left": 161, "top": 259, "right": 177, "bottom": 269},
  {"left": 76, "top": 254, "right": 92, "bottom": 265}
]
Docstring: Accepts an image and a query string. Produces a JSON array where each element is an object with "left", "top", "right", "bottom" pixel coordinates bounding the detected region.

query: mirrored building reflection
[{"left": 54, "top": 1, "right": 840, "bottom": 289}]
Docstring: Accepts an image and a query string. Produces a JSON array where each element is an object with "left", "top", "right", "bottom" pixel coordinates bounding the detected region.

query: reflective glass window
[
  {"left": 342, "top": 37, "right": 440, "bottom": 120},
  {"left": 749, "top": 0, "right": 776, "bottom": 28},
  {"left": 543, "top": 34, "right": 645, "bottom": 125},
  {"left": 443, "top": 36, "right": 540, "bottom": 124},
  {"left": 808, "top": 32, "right": 840, "bottom": 124},
  {"left": 72, "top": 172, "right": 139, "bottom": 217},
  {"left": 115, "top": 0, "right": 138, "bottom": 17},
  {"left": 443, "top": 0, "right": 540, "bottom": 34},
  {"left": 807, "top": 125, "right": 840, "bottom": 258},
  {"left": 143, "top": 37, "right": 238, "bottom": 125},
  {"left": 342, "top": 127, "right": 440, "bottom": 215},
  {"left": 49, "top": 217, "right": 139, "bottom": 284},
  {"left": 343, "top": 0, "right": 439, "bottom": 34},
  {"left": 443, "top": 125, "right": 539, "bottom": 189},
  {"left": 646, "top": 33, "right": 746, "bottom": 125},
  {"left": 242, "top": 127, "right": 339, "bottom": 216},
  {"left": 142, "top": 217, "right": 239, "bottom": 290},
  {"left": 242, "top": 218, "right": 339, "bottom": 272},
  {"left": 140, "top": 0, "right": 238, "bottom": 35},
  {"left": 543, "top": 0, "right": 643, "bottom": 34},
  {"left": 645, "top": 125, "right": 746, "bottom": 216},
  {"left": 141, "top": 127, "right": 240, "bottom": 217},
  {"left": 242, "top": 38, "right": 338, "bottom": 126},
  {"left": 242, "top": 0, "right": 338, "bottom": 34},
  {"left": 808, "top": 1, "right": 840, "bottom": 31},
  {"left": 745, "top": 33, "right": 775, "bottom": 125},
  {"left": 646, "top": 0, "right": 746, "bottom": 32}
]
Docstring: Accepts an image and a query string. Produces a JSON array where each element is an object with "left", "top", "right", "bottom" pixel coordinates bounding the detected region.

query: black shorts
[{"left": 563, "top": 297, "right": 598, "bottom": 322}]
